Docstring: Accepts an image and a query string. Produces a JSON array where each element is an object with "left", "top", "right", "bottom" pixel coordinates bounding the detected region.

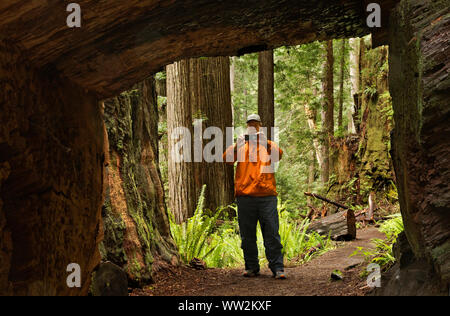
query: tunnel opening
[{"left": 0, "top": 0, "right": 448, "bottom": 296}]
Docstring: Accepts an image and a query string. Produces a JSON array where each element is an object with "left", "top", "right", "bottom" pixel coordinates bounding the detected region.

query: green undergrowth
[
  {"left": 351, "top": 213, "right": 404, "bottom": 276},
  {"left": 169, "top": 185, "right": 334, "bottom": 269}
]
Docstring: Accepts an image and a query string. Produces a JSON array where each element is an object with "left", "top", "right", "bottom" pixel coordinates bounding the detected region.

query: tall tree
[
  {"left": 167, "top": 57, "right": 234, "bottom": 223},
  {"left": 307, "top": 149, "right": 316, "bottom": 204},
  {"left": 230, "top": 56, "right": 236, "bottom": 126},
  {"left": 303, "top": 77, "right": 323, "bottom": 170},
  {"left": 321, "top": 40, "right": 334, "bottom": 184},
  {"left": 102, "top": 78, "right": 178, "bottom": 286},
  {"left": 348, "top": 38, "right": 359, "bottom": 134},
  {"left": 258, "top": 50, "right": 275, "bottom": 140},
  {"left": 338, "top": 39, "right": 346, "bottom": 130}
]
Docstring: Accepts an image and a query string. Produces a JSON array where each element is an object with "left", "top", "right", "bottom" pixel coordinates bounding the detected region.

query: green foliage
[
  {"left": 378, "top": 213, "right": 404, "bottom": 240},
  {"left": 168, "top": 185, "right": 223, "bottom": 264},
  {"left": 364, "top": 85, "right": 378, "bottom": 98},
  {"left": 379, "top": 91, "right": 394, "bottom": 121},
  {"left": 169, "top": 188, "right": 334, "bottom": 268},
  {"left": 351, "top": 214, "right": 404, "bottom": 273},
  {"left": 278, "top": 207, "right": 334, "bottom": 263},
  {"left": 155, "top": 71, "right": 166, "bottom": 80},
  {"left": 232, "top": 54, "right": 258, "bottom": 126}
]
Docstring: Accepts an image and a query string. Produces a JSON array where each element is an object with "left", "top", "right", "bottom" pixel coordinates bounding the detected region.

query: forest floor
[{"left": 131, "top": 226, "right": 385, "bottom": 296}]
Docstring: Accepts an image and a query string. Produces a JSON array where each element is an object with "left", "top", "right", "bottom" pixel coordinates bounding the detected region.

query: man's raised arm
[{"left": 267, "top": 140, "right": 283, "bottom": 162}]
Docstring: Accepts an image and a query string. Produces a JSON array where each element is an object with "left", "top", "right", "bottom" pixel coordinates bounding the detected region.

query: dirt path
[{"left": 132, "top": 227, "right": 385, "bottom": 296}]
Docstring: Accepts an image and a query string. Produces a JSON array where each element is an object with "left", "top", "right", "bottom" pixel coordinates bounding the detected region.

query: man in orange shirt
[{"left": 222, "top": 114, "right": 286, "bottom": 279}]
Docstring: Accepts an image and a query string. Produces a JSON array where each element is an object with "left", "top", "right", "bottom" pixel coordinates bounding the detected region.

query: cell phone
[{"left": 245, "top": 134, "right": 257, "bottom": 142}]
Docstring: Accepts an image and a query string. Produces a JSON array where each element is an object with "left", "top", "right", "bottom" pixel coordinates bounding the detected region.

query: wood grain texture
[
  {"left": 167, "top": 57, "right": 234, "bottom": 223},
  {"left": 0, "top": 0, "right": 396, "bottom": 97},
  {"left": 0, "top": 43, "right": 105, "bottom": 295}
]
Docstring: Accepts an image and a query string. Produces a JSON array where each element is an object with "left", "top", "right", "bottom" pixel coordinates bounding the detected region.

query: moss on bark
[
  {"left": 329, "top": 44, "right": 395, "bottom": 209},
  {"left": 101, "top": 79, "right": 178, "bottom": 286}
]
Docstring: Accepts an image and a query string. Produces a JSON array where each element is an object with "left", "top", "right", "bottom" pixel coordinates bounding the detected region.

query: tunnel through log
[
  {"left": 0, "top": 0, "right": 448, "bottom": 295},
  {"left": 0, "top": 42, "right": 105, "bottom": 295},
  {"left": 382, "top": 0, "right": 450, "bottom": 295},
  {"left": 0, "top": 0, "right": 396, "bottom": 98}
]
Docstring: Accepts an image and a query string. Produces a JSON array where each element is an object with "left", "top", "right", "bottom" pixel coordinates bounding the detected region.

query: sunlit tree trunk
[
  {"left": 102, "top": 78, "right": 178, "bottom": 285},
  {"left": 307, "top": 149, "right": 316, "bottom": 204},
  {"left": 303, "top": 72, "right": 323, "bottom": 170},
  {"left": 258, "top": 50, "right": 275, "bottom": 140},
  {"left": 348, "top": 38, "right": 359, "bottom": 134},
  {"left": 338, "top": 39, "right": 346, "bottom": 130},
  {"left": 304, "top": 103, "right": 323, "bottom": 170},
  {"left": 166, "top": 61, "right": 197, "bottom": 223},
  {"left": 167, "top": 57, "right": 234, "bottom": 223},
  {"left": 321, "top": 40, "right": 334, "bottom": 184},
  {"left": 230, "top": 57, "right": 236, "bottom": 126}
]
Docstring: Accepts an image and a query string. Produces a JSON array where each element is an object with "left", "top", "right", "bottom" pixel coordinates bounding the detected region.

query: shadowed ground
[{"left": 132, "top": 227, "right": 385, "bottom": 296}]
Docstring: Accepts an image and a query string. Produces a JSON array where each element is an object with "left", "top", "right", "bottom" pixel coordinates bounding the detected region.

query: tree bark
[
  {"left": 338, "top": 39, "right": 346, "bottom": 130},
  {"left": 167, "top": 57, "right": 234, "bottom": 223},
  {"left": 303, "top": 74, "right": 324, "bottom": 169},
  {"left": 0, "top": 43, "right": 105, "bottom": 295},
  {"left": 349, "top": 38, "right": 360, "bottom": 100},
  {"left": 102, "top": 78, "right": 179, "bottom": 286},
  {"left": 307, "top": 150, "right": 316, "bottom": 204},
  {"left": 258, "top": 50, "right": 275, "bottom": 140},
  {"left": 155, "top": 75, "right": 167, "bottom": 97},
  {"left": 321, "top": 40, "right": 334, "bottom": 184},
  {"left": 230, "top": 57, "right": 236, "bottom": 126},
  {"left": 348, "top": 38, "right": 359, "bottom": 134},
  {"left": 304, "top": 103, "right": 323, "bottom": 170}
]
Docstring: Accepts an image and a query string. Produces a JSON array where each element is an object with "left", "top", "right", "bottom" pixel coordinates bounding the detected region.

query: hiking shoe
[
  {"left": 273, "top": 270, "right": 287, "bottom": 279},
  {"left": 243, "top": 270, "right": 260, "bottom": 278}
]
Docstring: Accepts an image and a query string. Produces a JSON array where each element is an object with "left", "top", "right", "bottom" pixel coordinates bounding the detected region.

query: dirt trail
[{"left": 132, "top": 227, "right": 385, "bottom": 296}]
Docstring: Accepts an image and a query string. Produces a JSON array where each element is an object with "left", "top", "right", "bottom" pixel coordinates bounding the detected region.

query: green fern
[
  {"left": 170, "top": 194, "right": 334, "bottom": 268},
  {"left": 169, "top": 185, "right": 223, "bottom": 264},
  {"left": 351, "top": 213, "right": 404, "bottom": 273}
]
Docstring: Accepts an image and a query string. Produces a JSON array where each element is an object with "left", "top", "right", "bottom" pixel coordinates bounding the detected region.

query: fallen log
[{"left": 307, "top": 209, "right": 356, "bottom": 241}]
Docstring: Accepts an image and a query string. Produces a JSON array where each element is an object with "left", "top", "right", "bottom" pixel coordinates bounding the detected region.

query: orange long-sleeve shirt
[{"left": 222, "top": 140, "right": 283, "bottom": 197}]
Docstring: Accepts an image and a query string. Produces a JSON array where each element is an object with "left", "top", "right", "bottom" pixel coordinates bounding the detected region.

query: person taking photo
[{"left": 222, "top": 114, "right": 286, "bottom": 279}]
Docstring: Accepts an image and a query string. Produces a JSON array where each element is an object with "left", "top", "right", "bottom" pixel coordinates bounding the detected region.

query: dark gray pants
[{"left": 236, "top": 195, "right": 284, "bottom": 274}]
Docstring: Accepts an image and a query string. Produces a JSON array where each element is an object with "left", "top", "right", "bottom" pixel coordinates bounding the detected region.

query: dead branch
[{"left": 304, "top": 192, "right": 350, "bottom": 210}]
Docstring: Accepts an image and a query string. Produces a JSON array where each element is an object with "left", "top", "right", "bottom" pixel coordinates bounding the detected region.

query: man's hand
[
  {"left": 257, "top": 131, "right": 267, "bottom": 145},
  {"left": 235, "top": 135, "right": 245, "bottom": 150}
]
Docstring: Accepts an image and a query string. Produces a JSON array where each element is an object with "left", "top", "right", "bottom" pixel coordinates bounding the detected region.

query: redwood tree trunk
[
  {"left": 230, "top": 57, "right": 236, "bottom": 125},
  {"left": 338, "top": 39, "right": 346, "bottom": 130},
  {"left": 348, "top": 38, "right": 359, "bottom": 134},
  {"left": 102, "top": 78, "right": 179, "bottom": 286},
  {"left": 321, "top": 40, "right": 334, "bottom": 184},
  {"left": 167, "top": 57, "right": 234, "bottom": 223},
  {"left": 258, "top": 50, "right": 275, "bottom": 140},
  {"left": 307, "top": 149, "right": 316, "bottom": 204}
]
